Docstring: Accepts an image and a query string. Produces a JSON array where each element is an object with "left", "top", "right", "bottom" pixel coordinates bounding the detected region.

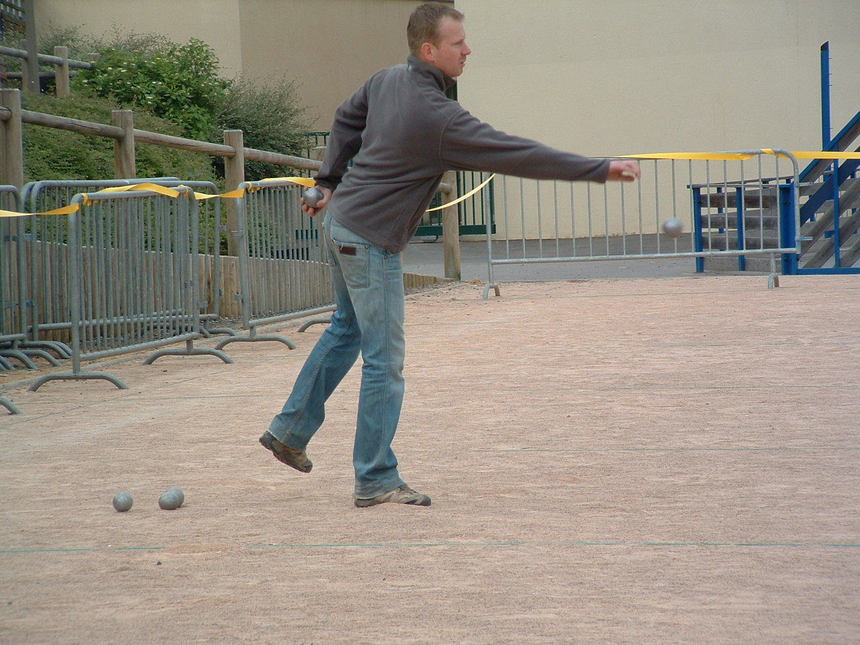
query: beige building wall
[
  {"left": 35, "top": 0, "right": 245, "bottom": 77},
  {"left": 456, "top": 0, "right": 859, "bottom": 156},
  {"left": 238, "top": 0, "right": 423, "bottom": 128},
  {"left": 35, "top": 0, "right": 426, "bottom": 129},
  {"left": 455, "top": 0, "right": 860, "bottom": 237}
]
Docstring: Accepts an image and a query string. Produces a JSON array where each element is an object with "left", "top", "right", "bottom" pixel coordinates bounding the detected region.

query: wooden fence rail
[{"left": 0, "top": 44, "right": 95, "bottom": 97}]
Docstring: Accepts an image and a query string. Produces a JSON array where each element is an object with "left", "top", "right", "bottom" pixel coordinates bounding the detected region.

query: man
[{"left": 259, "top": 3, "right": 640, "bottom": 507}]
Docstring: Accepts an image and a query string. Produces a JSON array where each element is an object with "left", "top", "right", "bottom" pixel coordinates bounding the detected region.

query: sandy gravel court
[{"left": 1, "top": 274, "right": 859, "bottom": 644}]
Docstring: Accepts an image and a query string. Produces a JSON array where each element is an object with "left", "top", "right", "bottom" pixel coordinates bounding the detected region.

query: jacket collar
[{"left": 406, "top": 55, "right": 457, "bottom": 93}]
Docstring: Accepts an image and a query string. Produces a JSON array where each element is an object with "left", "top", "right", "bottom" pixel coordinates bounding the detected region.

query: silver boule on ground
[
  {"left": 158, "top": 488, "right": 184, "bottom": 510},
  {"left": 111, "top": 492, "right": 133, "bottom": 512}
]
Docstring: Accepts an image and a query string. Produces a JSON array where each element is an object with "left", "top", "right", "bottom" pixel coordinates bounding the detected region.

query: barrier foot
[
  {"left": 0, "top": 350, "right": 38, "bottom": 370},
  {"left": 298, "top": 318, "right": 331, "bottom": 332},
  {"left": 144, "top": 347, "right": 234, "bottom": 365},
  {"left": 199, "top": 327, "right": 237, "bottom": 338},
  {"left": 28, "top": 371, "right": 129, "bottom": 392},
  {"left": 22, "top": 340, "right": 73, "bottom": 359},
  {"left": 482, "top": 283, "right": 501, "bottom": 300},
  {"left": 1, "top": 397, "right": 21, "bottom": 415},
  {"left": 21, "top": 348, "right": 63, "bottom": 367},
  {"left": 0, "top": 356, "right": 14, "bottom": 370},
  {"left": 215, "top": 335, "right": 296, "bottom": 351}
]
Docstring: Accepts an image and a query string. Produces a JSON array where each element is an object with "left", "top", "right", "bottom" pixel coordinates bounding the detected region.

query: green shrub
[
  {"left": 75, "top": 37, "right": 229, "bottom": 140},
  {"left": 214, "top": 76, "right": 313, "bottom": 181},
  {"left": 21, "top": 26, "right": 314, "bottom": 184},
  {"left": 22, "top": 93, "right": 216, "bottom": 184}
]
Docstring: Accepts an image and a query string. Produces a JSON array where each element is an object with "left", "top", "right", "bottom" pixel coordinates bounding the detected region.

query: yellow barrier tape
[
  {"left": 218, "top": 188, "right": 246, "bottom": 199},
  {"left": 246, "top": 176, "right": 316, "bottom": 194},
  {"left": 259, "top": 176, "right": 316, "bottom": 188},
  {"left": 426, "top": 173, "right": 496, "bottom": 212},
  {"left": 620, "top": 152, "right": 758, "bottom": 161},
  {"left": 0, "top": 203, "right": 79, "bottom": 218},
  {"left": 622, "top": 149, "right": 860, "bottom": 161},
  {"left": 91, "top": 183, "right": 179, "bottom": 197},
  {"left": 0, "top": 180, "right": 269, "bottom": 218},
  {"left": 82, "top": 182, "right": 181, "bottom": 205},
  {"left": 764, "top": 149, "right": 860, "bottom": 160}
]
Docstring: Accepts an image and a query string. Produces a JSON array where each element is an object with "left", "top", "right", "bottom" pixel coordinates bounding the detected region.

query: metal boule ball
[
  {"left": 662, "top": 217, "right": 684, "bottom": 238},
  {"left": 112, "top": 492, "right": 133, "bottom": 512},
  {"left": 303, "top": 186, "right": 324, "bottom": 208},
  {"left": 165, "top": 487, "right": 184, "bottom": 506},
  {"left": 158, "top": 489, "right": 183, "bottom": 510}
]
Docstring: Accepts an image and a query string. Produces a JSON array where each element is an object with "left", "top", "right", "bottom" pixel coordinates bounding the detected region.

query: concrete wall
[{"left": 34, "top": 0, "right": 425, "bottom": 129}]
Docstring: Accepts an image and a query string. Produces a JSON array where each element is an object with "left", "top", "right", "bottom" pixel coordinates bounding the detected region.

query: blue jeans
[{"left": 268, "top": 212, "right": 406, "bottom": 498}]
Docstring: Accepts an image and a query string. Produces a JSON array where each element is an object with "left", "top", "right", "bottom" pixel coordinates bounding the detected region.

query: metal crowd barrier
[
  {"left": 483, "top": 150, "right": 801, "bottom": 297},
  {"left": 29, "top": 187, "right": 231, "bottom": 391},
  {"left": 0, "top": 395, "right": 21, "bottom": 414},
  {"left": 1, "top": 185, "right": 25, "bottom": 412},
  {"left": 1, "top": 185, "right": 26, "bottom": 370},
  {"left": 131, "top": 179, "right": 234, "bottom": 337},
  {"left": 217, "top": 179, "right": 335, "bottom": 351},
  {"left": 21, "top": 178, "right": 233, "bottom": 351}
]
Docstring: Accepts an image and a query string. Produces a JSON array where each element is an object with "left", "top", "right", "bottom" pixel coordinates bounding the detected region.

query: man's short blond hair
[{"left": 407, "top": 3, "right": 464, "bottom": 57}]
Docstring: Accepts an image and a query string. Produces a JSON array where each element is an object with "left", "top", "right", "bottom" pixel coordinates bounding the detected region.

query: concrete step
[
  {"left": 698, "top": 210, "right": 779, "bottom": 230},
  {"left": 700, "top": 234, "right": 781, "bottom": 251},
  {"left": 699, "top": 191, "right": 778, "bottom": 209}
]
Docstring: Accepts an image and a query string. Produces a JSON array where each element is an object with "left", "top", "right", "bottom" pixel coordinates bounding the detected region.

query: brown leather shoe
[{"left": 259, "top": 432, "right": 312, "bottom": 473}]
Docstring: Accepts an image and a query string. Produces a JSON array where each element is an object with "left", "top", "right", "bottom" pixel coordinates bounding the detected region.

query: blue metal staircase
[
  {"left": 794, "top": 111, "right": 860, "bottom": 273},
  {"left": 695, "top": 43, "right": 860, "bottom": 274}
]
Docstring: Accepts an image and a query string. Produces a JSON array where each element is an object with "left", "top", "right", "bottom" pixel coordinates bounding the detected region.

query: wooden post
[
  {"left": 224, "top": 129, "right": 245, "bottom": 257},
  {"left": 53, "top": 46, "right": 70, "bottom": 97},
  {"left": 0, "top": 89, "right": 25, "bottom": 188},
  {"left": 441, "top": 171, "right": 461, "bottom": 280},
  {"left": 111, "top": 109, "right": 136, "bottom": 178},
  {"left": 22, "top": 0, "right": 39, "bottom": 94}
]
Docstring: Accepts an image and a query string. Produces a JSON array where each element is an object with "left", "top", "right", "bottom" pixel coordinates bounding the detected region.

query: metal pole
[{"left": 820, "top": 42, "right": 831, "bottom": 149}]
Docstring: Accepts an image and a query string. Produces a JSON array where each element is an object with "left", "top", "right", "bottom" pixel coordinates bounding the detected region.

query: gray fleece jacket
[{"left": 315, "top": 56, "right": 609, "bottom": 253}]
